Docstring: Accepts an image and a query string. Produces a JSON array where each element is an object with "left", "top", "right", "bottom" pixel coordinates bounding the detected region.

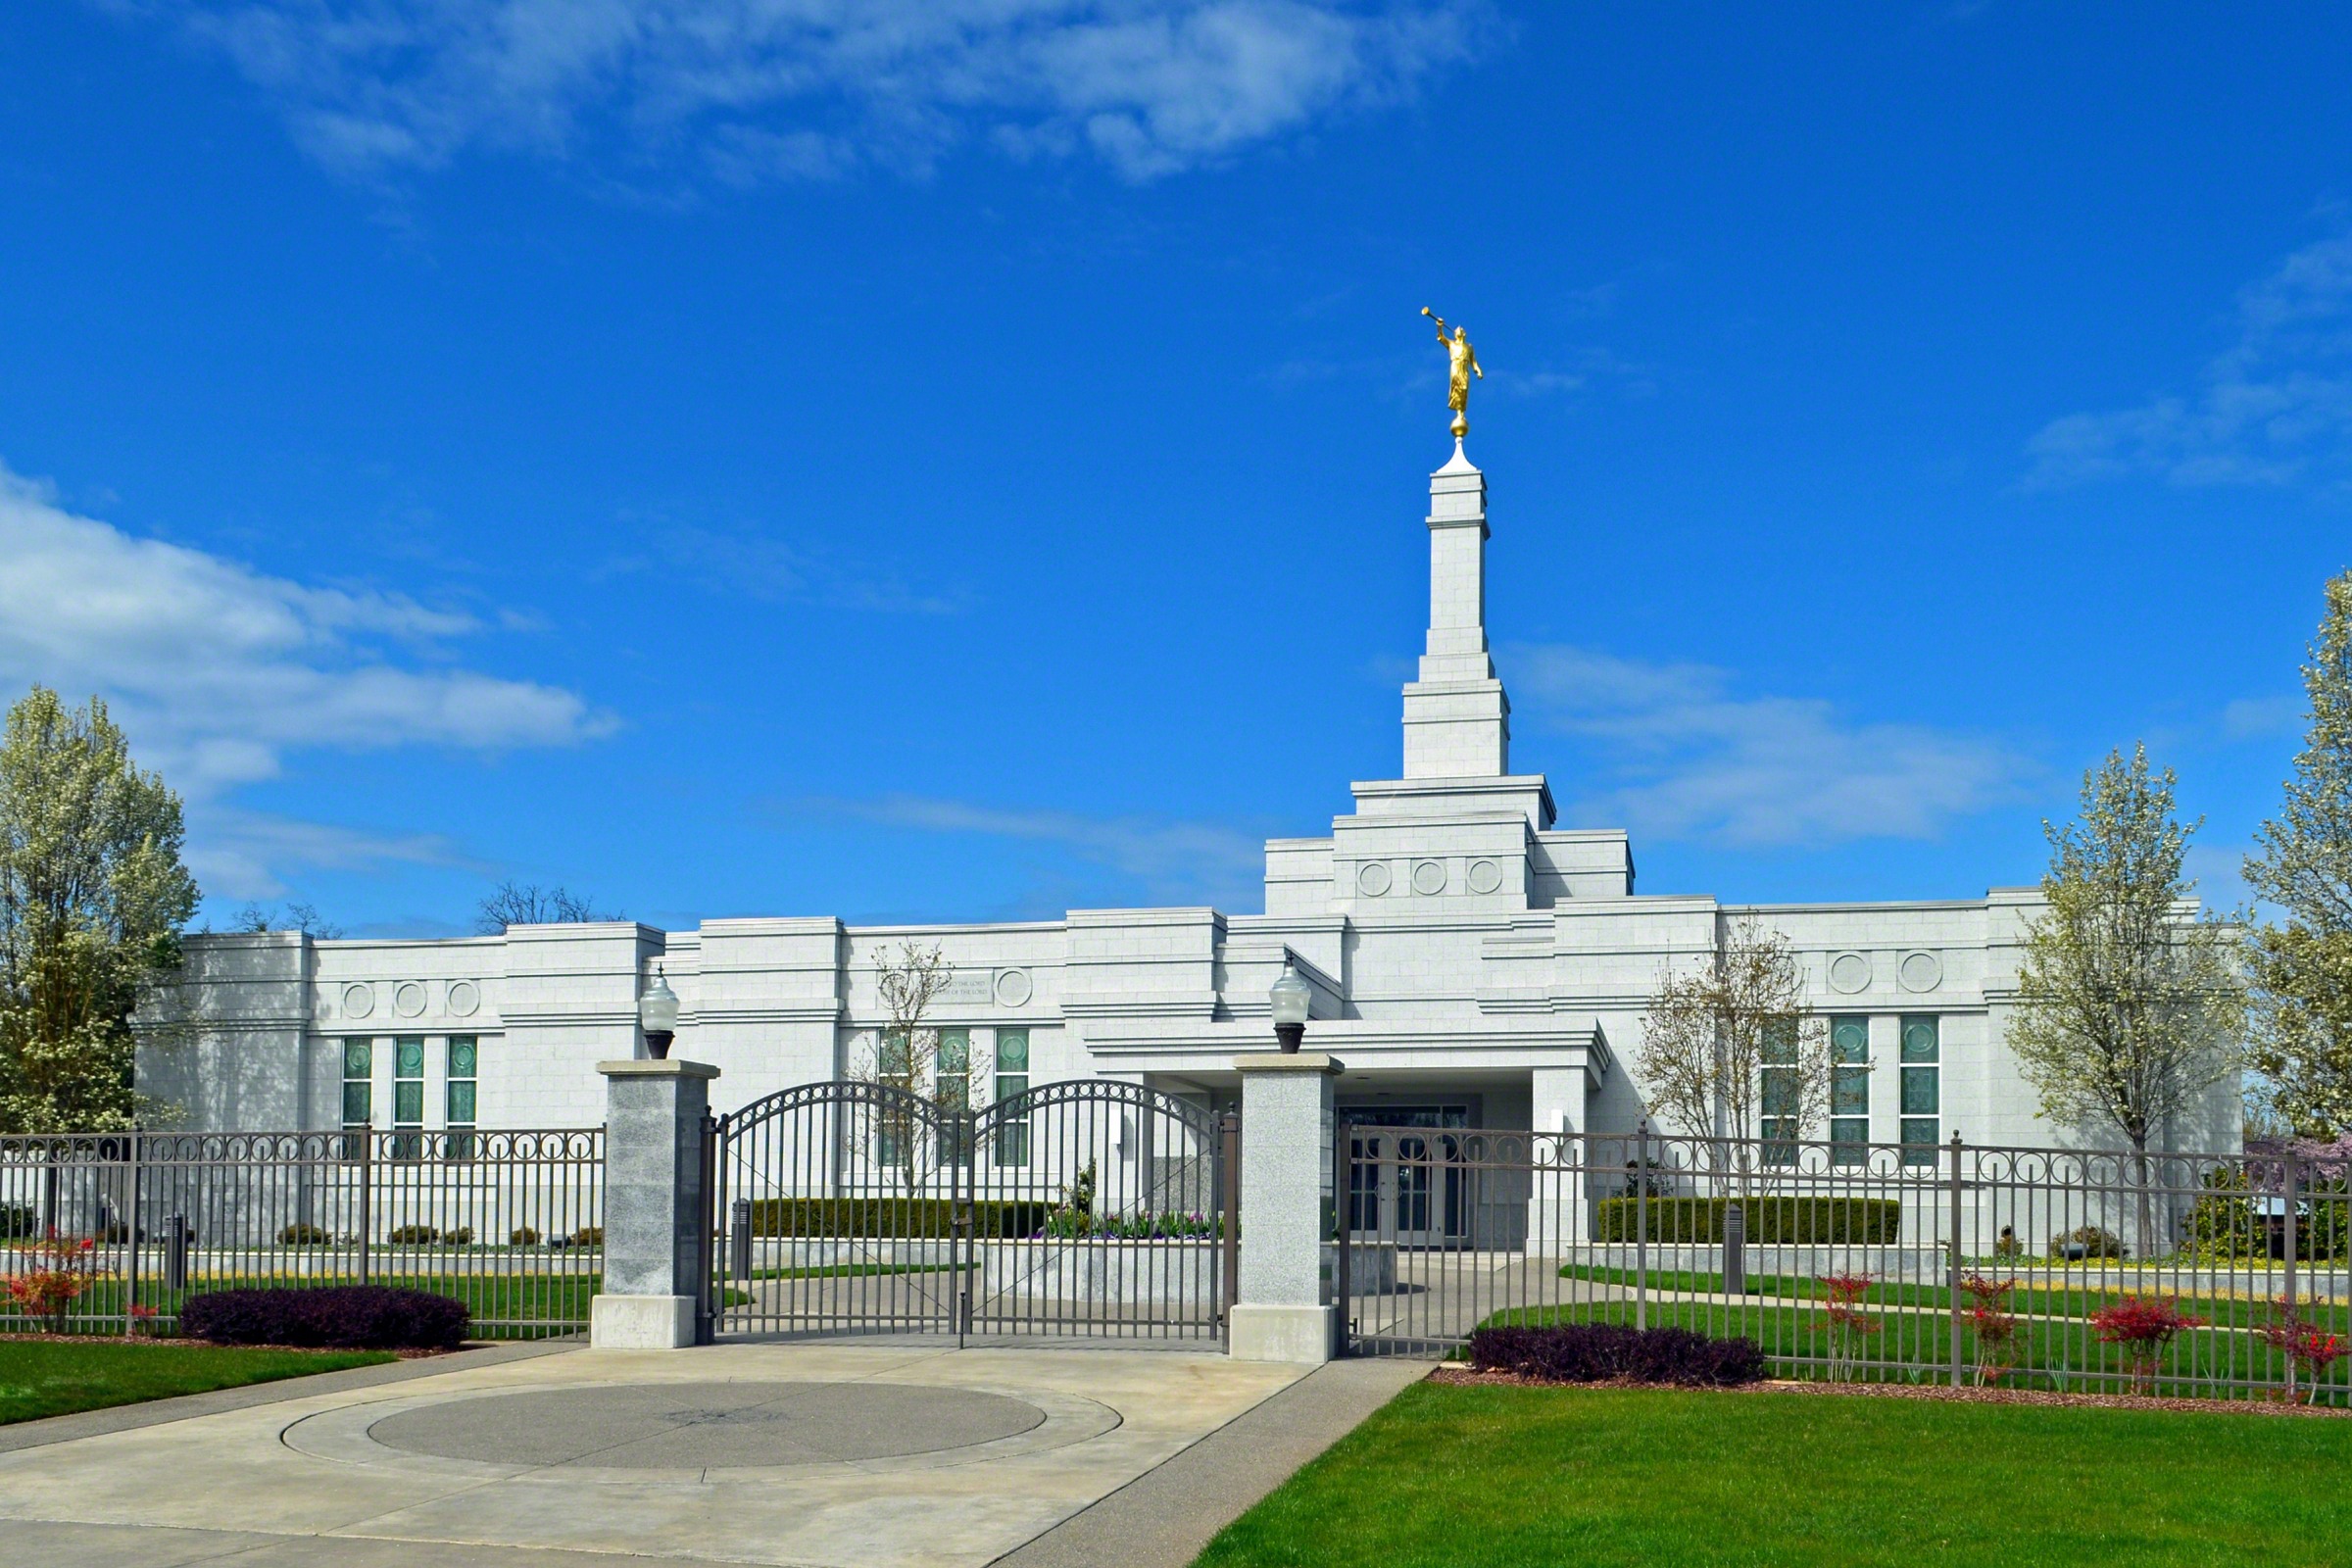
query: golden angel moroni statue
[{"left": 1422, "top": 307, "right": 1483, "bottom": 437}]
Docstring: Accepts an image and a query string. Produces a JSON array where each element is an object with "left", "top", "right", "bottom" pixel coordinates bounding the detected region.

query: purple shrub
[
  {"left": 178, "top": 1286, "right": 469, "bottom": 1350},
  {"left": 1468, "top": 1323, "right": 1766, "bottom": 1387}
]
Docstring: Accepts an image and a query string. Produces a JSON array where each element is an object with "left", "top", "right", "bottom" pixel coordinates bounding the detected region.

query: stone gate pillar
[
  {"left": 591, "top": 1058, "right": 719, "bottom": 1349},
  {"left": 1228, "top": 1051, "right": 1342, "bottom": 1363}
]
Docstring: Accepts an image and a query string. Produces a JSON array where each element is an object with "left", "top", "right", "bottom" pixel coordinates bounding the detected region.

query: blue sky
[{"left": 2, "top": 2, "right": 2347, "bottom": 936}]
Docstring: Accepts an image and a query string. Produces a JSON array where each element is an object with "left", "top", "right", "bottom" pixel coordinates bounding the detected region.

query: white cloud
[
  {"left": 0, "top": 464, "right": 614, "bottom": 895},
  {"left": 1503, "top": 643, "right": 2033, "bottom": 848},
  {"left": 2025, "top": 231, "right": 2352, "bottom": 489},
  {"left": 117, "top": 0, "right": 1482, "bottom": 183},
  {"left": 816, "top": 793, "right": 1265, "bottom": 904},
  {"left": 181, "top": 808, "right": 476, "bottom": 903},
  {"left": 2221, "top": 693, "right": 2303, "bottom": 741}
]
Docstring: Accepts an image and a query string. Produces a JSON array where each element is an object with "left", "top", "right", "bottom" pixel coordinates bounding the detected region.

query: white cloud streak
[
  {"left": 1504, "top": 643, "right": 2033, "bottom": 849},
  {"left": 601, "top": 520, "right": 964, "bottom": 613},
  {"left": 818, "top": 793, "right": 1264, "bottom": 904},
  {"left": 0, "top": 464, "right": 614, "bottom": 895},
  {"left": 2026, "top": 231, "right": 2352, "bottom": 489},
  {"left": 115, "top": 0, "right": 1482, "bottom": 182}
]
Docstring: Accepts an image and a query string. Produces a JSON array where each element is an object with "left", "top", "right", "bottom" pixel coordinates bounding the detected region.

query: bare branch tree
[
  {"left": 1635, "top": 918, "right": 1834, "bottom": 1189},
  {"left": 848, "top": 941, "right": 991, "bottom": 1194},
  {"left": 473, "top": 881, "right": 617, "bottom": 934},
  {"left": 229, "top": 902, "right": 344, "bottom": 939}
]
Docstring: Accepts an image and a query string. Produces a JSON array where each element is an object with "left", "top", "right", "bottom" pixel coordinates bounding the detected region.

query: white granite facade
[{"left": 139, "top": 443, "right": 2239, "bottom": 1165}]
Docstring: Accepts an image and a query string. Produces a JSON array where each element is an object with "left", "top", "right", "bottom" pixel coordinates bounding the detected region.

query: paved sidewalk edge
[
  {"left": 990, "top": 1357, "right": 1427, "bottom": 1568},
  {"left": 0, "top": 1337, "right": 577, "bottom": 1453}
]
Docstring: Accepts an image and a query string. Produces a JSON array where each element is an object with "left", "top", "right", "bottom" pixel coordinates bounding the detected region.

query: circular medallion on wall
[
  {"left": 393, "top": 981, "right": 428, "bottom": 1018},
  {"left": 447, "top": 980, "right": 481, "bottom": 1017},
  {"left": 993, "top": 968, "right": 1034, "bottom": 1008},
  {"left": 1410, "top": 859, "right": 1447, "bottom": 896},
  {"left": 1898, "top": 952, "right": 1943, "bottom": 993},
  {"left": 1356, "top": 862, "right": 1393, "bottom": 897},
  {"left": 1827, "top": 953, "right": 1873, "bottom": 995},
  {"left": 341, "top": 983, "right": 375, "bottom": 1020},
  {"left": 1466, "top": 858, "right": 1503, "bottom": 895}
]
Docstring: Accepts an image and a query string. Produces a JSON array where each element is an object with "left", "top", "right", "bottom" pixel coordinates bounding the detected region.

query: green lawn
[
  {"left": 1482, "top": 1297, "right": 2350, "bottom": 1399},
  {"left": 0, "top": 1339, "right": 391, "bottom": 1426},
  {"left": 1193, "top": 1381, "right": 2352, "bottom": 1568}
]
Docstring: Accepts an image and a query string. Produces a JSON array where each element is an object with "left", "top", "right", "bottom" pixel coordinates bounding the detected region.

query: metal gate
[{"left": 703, "top": 1079, "right": 1237, "bottom": 1346}]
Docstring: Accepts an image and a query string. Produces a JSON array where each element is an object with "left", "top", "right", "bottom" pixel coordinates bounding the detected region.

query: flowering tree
[
  {"left": 2090, "top": 1295, "right": 2205, "bottom": 1396},
  {"left": 0, "top": 688, "right": 200, "bottom": 1133},
  {"left": 2244, "top": 570, "right": 2352, "bottom": 1138},
  {"left": 2007, "top": 746, "right": 2243, "bottom": 1253}
]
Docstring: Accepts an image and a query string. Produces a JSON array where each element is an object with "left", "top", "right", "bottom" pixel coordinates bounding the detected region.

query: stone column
[
  {"left": 591, "top": 1058, "right": 719, "bottom": 1349},
  {"left": 1228, "top": 1051, "right": 1342, "bottom": 1363},
  {"left": 1527, "top": 1065, "right": 1588, "bottom": 1256}
]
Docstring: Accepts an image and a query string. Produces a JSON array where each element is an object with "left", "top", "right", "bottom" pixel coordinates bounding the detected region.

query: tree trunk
[{"left": 2131, "top": 1134, "right": 2155, "bottom": 1264}]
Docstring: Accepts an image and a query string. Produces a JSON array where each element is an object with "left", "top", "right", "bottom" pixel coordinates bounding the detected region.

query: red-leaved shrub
[
  {"left": 2090, "top": 1295, "right": 2204, "bottom": 1396},
  {"left": 2255, "top": 1299, "right": 2347, "bottom": 1404},
  {"left": 1816, "top": 1272, "right": 1879, "bottom": 1382},
  {"left": 1958, "top": 1273, "right": 2022, "bottom": 1387}
]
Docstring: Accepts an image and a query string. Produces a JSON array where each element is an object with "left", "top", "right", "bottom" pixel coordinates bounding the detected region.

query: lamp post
[
  {"left": 1268, "top": 956, "right": 1311, "bottom": 1054},
  {"left": 638, "top": 965, "right": 680, "bottom": 1060}
]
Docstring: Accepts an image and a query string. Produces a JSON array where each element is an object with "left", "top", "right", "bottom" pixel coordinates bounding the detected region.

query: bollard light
[
  {"left": 1269, "top": 956, "right": 1311, "bottom": 1053},
  {"left": 639, "top": 965, "right": 680, "bottom": 1059}
]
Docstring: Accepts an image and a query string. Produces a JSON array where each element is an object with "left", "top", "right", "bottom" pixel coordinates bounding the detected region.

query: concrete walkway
[{"left": 0, "top": 1340, "right": 1421, "bottom": 1566}]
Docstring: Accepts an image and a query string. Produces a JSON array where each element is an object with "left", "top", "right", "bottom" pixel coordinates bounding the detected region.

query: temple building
[{"left": 141, "top": 437, "right": 2239, "bottom": 1241}]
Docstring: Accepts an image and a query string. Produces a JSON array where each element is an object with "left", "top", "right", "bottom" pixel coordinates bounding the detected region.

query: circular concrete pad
[{"left": 368, "top": 1382, "right": 1047, "bottom": 1470}]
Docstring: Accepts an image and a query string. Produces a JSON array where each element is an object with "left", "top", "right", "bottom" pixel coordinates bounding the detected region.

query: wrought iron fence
[
  {"left": 0, "top": 1127, "right": 603, "bottom": 1339},
  {"left": 1339, "top": 1123, "right": 2350, "bottom": 1406}
]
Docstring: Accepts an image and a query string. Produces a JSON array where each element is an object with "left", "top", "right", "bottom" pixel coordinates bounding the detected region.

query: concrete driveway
[{"left": 0, "top": 1341, "right": 1419, "bottom": 1567}]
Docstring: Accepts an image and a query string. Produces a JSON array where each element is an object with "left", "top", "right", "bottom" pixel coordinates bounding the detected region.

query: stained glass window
[
  {"left": 446, "top": 1036, "right": 478, "bottom": 1160},
  {"left": 341, "top": 1039, "right": 372, "bottom": 1129},
  {"left": 994, "top": 1029, "right": 1031, "bottom": 1166},
  {"left": 1900, "top": 1015, "right": 1939, "bottom": 1166},
  {"left": 1831, "top": 1016, "right": 1870, "bottom": 1165}
]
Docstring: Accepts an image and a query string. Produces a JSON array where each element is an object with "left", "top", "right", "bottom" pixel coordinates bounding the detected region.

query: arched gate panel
[{"left": 706, "top": 1079, "right": 1236, "bottom": 1345}]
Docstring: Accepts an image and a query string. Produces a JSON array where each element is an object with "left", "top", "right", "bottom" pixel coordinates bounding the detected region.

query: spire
[{"left": 1400, "top": 443, "right": 1509, "bottom": 777}]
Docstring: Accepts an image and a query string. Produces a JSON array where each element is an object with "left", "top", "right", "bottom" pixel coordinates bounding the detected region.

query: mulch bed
[{"left": 1425, "top": 1364, "right": 2352, "bottom": 1418}]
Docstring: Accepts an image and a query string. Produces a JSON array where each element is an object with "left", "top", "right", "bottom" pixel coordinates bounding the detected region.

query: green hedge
[
  {"left": 745, "top": 1198, "right": 1057, "bottom": 1239},
  {"left": 1593, "top": 1197, "right": 1901, "bottom": 1245}
]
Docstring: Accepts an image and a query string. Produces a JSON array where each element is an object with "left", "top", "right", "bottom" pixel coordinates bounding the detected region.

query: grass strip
[
  {"left": 1194, "top": 1381, "right": 2352, "bottom": 1568},
  {"left": 0, "top": 1338, "right": 392, "bottom": 1425}
]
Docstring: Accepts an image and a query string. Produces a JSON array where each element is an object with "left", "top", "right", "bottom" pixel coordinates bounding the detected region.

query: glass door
[{"left": 1347, "top": 1107, "right": 1470, "bottom": 1249}]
